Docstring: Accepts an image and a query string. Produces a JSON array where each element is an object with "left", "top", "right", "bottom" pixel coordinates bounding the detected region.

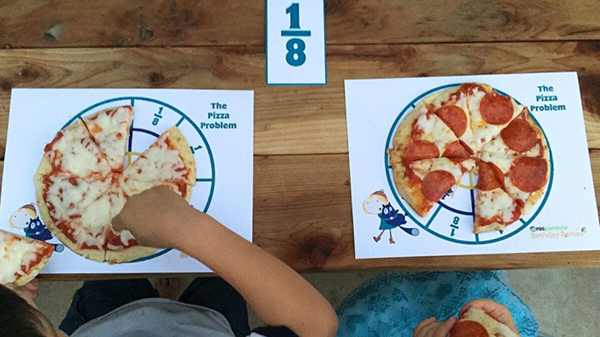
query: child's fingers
[{"left": 413, "top": 317, "right": 436, "bottom": 336}]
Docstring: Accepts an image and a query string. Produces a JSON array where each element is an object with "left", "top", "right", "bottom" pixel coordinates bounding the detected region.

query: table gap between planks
[{"left": 0, "top": 0, "right": 599, "bottom": 277}]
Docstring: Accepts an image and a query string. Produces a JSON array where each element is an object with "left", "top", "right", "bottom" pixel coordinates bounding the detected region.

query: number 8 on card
[{"left": 266, "top": 0, "right": 327, "bottom": 85}]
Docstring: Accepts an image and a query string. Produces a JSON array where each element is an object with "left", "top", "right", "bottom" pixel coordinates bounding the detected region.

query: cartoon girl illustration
[
  {"left": 363, "top": 190, "right": 419, "bottom": 244},
  {"left": 10, "top": 203, "right": 64, "bottom": 252}
]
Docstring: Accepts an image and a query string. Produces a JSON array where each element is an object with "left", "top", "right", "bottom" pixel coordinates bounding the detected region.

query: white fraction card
[
  {"left": 266, "top": 0, "right": 327, "bottom": 85},
  {"left": 0, "top": 89, "right": 254, "bottom": 274},
  {"left": 345, "top": 72, "right": 600, "bottom": 259}
]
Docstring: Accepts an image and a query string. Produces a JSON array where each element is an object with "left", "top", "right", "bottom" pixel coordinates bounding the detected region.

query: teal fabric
[{"left": 336, "top": 271, "right": 538, "bottom": 337}]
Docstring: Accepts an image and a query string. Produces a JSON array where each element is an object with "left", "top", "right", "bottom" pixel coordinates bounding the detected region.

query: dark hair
[{"left": 0, "top": 284, "right": 48, "bottom": 337}]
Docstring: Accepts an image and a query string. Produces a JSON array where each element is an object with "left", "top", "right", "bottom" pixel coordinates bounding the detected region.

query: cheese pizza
[
  {"left": 0, "top": 230, "right": 54, "bottom": 286},
  {"left": 389, "top": 83, "right": 550, "bottom": 233},
  {"left": 34, "top": 106, "right": 196, "bottom": 263}
]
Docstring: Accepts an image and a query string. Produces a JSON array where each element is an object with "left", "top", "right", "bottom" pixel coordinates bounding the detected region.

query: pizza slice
[
  {"left": 34, "top": 163, "right": 113, "bottom": 223},
  {"left": 479, "top": 151, "right": 549, "bottom": 215},
  {"left": 391, "top": 101, "right": 464, "bottom": 165},
  {"left": 463, "top": 83, "right": 525, "bottom": 151},
  {"left": 0, "top": 230, "right": 54, "bottom": 286},
  {"left": 119, "top": 175, "right": 192, "bottom": 201},
  {"left": 41, "top": 119, "right": 112, "bottom": 178},
  {"left": 389, "top": 156, "right": 473, "bottom": 217},
  {"left": 422, "top": 85, "right": 475, "bottom": 154},
  {"left": 481, "top": 109, "right": 548, "bottom": 158},
  {"left": 450, "top": 307, "right": 518, "bottom": 337},
  {"left": 474, "top": 161, "right": 524, "bottom": 233},
  {"left": 120, "top": 126, "right": 196, "bottom": 185},
  {"left": 82, "top": 106, "right": 134, "bottom": 172},
  {"left": 101, "top": 183, "right": 156, "bottom": 264}
]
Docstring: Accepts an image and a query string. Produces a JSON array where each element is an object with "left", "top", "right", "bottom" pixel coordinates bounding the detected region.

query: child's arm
[{"left": 113, "top": 187, "right": 339, "bottom": 337}]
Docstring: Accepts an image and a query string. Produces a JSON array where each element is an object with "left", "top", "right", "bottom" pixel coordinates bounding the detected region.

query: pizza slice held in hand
[
  {"left": 0, "top": 230, "right": 54, "bottom": 286},
  {"left": 450, "top": 307, "right": 518, "bottom": 337}
]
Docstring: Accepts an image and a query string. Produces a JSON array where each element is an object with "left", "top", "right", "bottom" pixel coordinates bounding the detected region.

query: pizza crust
[
  {"left": 13, "top": 252, "right": 52, "bottom": 287},
  {"left": 389, "top": 148, "right": 433, "bottom": 217},
  {"left": 165, "top": 126, "right": 197, "bottom": 186},
  {"left": 34, "top": 157, "right": 107, "bottom": 262},
  {"left": 105, "top": 245, "right": 157, "bottom": 264}
]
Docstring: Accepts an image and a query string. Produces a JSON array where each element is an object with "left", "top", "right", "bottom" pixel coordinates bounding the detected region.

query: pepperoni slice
[
  {"left": 402, "top": 140, "right": 439, "bottom": 163},
  {"left": 477, "top": 161, "right": 504, "bottom": 191},
  {"left": 449, "top": 320, "right": 489, "bottom": 337},
  {"left": 480, "top": 92, "right": 514, "bottom": 125},
  {"left": 509, "top": 157, "right": 548, "bottom": 192},
  {"left": 460, "top": 83, "right": 487, "bottom": 95},
  {"left": 500, "top": 118, "right": 538, "bottom": 152},
  {"left": 435, "top": 105, "right": 468, "bottom": 137},
  {"left": 443, "top": 141, "right": 472, "bottom": 158},
  {"left": 422, "top": 170, "right": 455, "bottom": 202}
]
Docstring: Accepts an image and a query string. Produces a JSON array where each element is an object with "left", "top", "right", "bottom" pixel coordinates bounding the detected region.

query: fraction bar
[{"left": 281, "top": 30, "right": 311, "bottom": 37}]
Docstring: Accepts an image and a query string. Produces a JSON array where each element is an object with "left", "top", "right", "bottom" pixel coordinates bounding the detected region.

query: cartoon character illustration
[
  {"left": 363, "top": 190, "right": 419, "bottom": 244},
  {"left": 10, "top": 204, "right": 64, "bottom": 253}
]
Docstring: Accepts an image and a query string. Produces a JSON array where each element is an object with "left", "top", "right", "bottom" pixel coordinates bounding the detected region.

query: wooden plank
[
  {"left": 0, "top": 42, "right": 599, "bottom": 158},
  {"left": 1, "top": 0, "right": 599, "bottom": 48},
  {"left": 1, "top": 149, "right": 600, "bottom": 274}
]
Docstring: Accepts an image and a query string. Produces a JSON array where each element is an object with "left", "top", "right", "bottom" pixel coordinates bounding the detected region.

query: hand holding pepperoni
[
  {"left": 459, "top": 299, "right": 519, "bottom": 334},
  {"left": 413, "top": 316, "right": 456, "bottom": 337}
]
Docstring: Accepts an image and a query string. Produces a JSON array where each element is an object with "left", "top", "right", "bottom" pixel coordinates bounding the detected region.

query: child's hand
[
  {"left": 459, "top": 299, "right": 518, "bottom": 334},
  {"left": 112, "top": 186, "right": 199, "bottom": 248},
  {"left": 413, "top": 317, "right": 456, "bottom": 337}
]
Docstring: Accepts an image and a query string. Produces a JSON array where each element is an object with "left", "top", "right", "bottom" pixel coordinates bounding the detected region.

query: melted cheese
[
  {"left": 461, "top": 307, "right": 519, "bottom": 337},
  {"left": 47, "top": 121, "right": 112, "bottom": 176},
  {"left": 481, "top": 135, "right": 543, "bottom": 157},
  {"left": 413, "top": 109, "right": 458, "bottom": 155},
  {"left": 478, "top": 152, "right": 531, "bottom": 201},
  {"left": 423, "top": 88, "right": 476, "bottom": 151},
  {"left": 0, "top": 230, "right": 42, "bottom": 284},
  {"left": 467, "top": 89, "right": 524, "bottom": 150},
  {"left": 122, "top": 135, "right": 188, "bottom": 182},
  {"left": 46, "top": 175, "right": 112, "bottom": 221},
  {"left": 410, "top": 158, "right": 464, "bottom": 181},
  {"left": 119, "top": 176, "right": 183, "bottom": 197},
  {"left": 476, "top": 189, "right": 517, "bottom": 223},
  {"left": 83, "top": 107, "right": 132, "bottom": 169}
]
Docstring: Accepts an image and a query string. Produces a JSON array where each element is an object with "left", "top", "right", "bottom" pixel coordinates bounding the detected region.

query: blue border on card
[{"left": 265, "top": 0, "right": 328, "bottom": 86}]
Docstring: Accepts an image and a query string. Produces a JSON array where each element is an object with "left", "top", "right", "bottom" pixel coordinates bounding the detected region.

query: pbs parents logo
[{"left": 529, "top": 225, "right": 587, "bottom": 239}]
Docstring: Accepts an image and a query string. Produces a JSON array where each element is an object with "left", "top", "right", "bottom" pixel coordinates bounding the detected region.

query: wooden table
[{"left": 1, "top": 0, "right": 599, "bottom": 274}]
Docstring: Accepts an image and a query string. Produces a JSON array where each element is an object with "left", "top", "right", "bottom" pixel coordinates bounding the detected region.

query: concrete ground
[{"left": 36, "top": 268, "right": 599, "bottom": 336}]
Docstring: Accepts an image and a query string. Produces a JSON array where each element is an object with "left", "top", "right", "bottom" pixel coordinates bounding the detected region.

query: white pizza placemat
[
  {"left": 345, "top": 72, "right": 600, "bottom": 259},
  {"left": 0, "top": 89, "right": 254, "bottom": 273}
]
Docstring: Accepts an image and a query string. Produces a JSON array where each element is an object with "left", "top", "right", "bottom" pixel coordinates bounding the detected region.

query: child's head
[
  {"left": 363, "top": 190, "right": 389, "bottom": 214},
  {"left": 0, "top": 284, "right": 65, "bottom": 337}
]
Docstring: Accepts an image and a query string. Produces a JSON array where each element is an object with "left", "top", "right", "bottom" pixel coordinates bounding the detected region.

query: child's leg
[
  {"left": 178, "top": 277, "right": 251, "bottom": 337},
  {"left": 59, "top": 279, "right": 158, "bottom": 335}
]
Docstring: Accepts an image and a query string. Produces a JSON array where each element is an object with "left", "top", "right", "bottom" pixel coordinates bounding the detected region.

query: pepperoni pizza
[
  {"left": 449, "top": 307, "right": 518, "bottom": 337},
  {"left": 389, "top": 83, "right": 550, "bottom": 233},
  {"left": 34, "top": 106, "right": 196, "bottom": 263},
  {"left": 0, "top": 229, "right": 54, "bottom": 286}
]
